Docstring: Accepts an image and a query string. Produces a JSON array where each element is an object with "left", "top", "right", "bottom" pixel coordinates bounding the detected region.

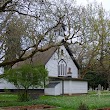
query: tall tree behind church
[{"left": 4, "top": 16, "right": 26, "bottom": 69}]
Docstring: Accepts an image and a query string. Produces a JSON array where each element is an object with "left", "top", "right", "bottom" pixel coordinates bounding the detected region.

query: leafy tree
[
  {"left": 84, "top": 72, "right": 108, "bottom": 89},
  {"left": 4, "top": 64, "right": 48, "bottom": 101},
  {"left": 3, "top": 16, "right": 27, "bottom": 69}
]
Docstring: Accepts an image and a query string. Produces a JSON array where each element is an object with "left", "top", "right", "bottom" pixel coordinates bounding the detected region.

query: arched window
[{"left": 58, "top": 59, "right": 67, "bottom": 76}]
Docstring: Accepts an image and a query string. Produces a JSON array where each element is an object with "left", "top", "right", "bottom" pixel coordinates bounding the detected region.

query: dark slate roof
[
  {"left": 64, "top": 43, "right": 80, "bottom": 69},
  {"left": 46, "top": 82, "right": 60, "bottom": 88},
  {"left": 31, "top": 47, "right": 57, "bottom": 65},
  {"left": 13, "top": 47, "right": 57, "bottom": 68},
  {"left": 13, "top": 42, "right": 80, "bottom": 69}
]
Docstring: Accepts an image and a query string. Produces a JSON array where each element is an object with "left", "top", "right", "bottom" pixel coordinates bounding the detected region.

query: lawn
[{"left": 0, "top": 91, "right": 110, "bottom": 110}]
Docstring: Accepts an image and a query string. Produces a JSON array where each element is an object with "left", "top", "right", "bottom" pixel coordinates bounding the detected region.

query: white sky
[{"left": 76, "top": 0, "right": 110, "bottom": 11}]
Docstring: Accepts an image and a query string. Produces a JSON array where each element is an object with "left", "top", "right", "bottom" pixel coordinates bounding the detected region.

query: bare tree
[
  {"left": 70, "top": 3, "right": 110, "bottom": 89},
  {"left": 0, "top": 0, "right": 84, "bottom": 68}
]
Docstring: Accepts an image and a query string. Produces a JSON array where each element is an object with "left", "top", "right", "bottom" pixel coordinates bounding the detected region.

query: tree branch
[
  {"left": 3, "top": 9, "right": 39, "bottom": 19},
  {"left": 0, "top": 0, "right": 12, "bottom": 12}
]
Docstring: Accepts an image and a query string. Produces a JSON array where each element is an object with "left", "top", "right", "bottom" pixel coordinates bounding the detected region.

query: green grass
[
  {"left": 0, "top": 91, "right": 110, "bottom": 110},
  {"left": 36, "top": 94, "right": 110, "bottom": 110},
  {"left": 0, "top": 94, "right": 17, "bottom": 101}
]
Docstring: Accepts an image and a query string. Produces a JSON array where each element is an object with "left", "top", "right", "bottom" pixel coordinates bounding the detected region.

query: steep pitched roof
[
  {"left": 13, "top": 43, "right": 80, "bottom": 69},
  {"left": 13, "top": 47, "right": 57, "bottom": 68},
  {"left": 31, "top": 47, "right": 57, "bottom": 65},
  {"left": 64, "top": 44, "right": 80, "bottom": 69}
]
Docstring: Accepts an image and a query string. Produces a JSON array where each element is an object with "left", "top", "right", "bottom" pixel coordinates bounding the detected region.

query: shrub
[
  {"left": 18, "top": 91, "right": 30, "bottom": 102},
  {"left": 77, "top": 102, "right": 89, "bottom": 110},
  {"left": 4, "top": 88, "right": 11, "bottom": 93}
]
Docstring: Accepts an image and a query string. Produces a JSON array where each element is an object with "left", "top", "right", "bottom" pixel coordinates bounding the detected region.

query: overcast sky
[{"left": 76, "top": 0, "right": 110, "bottom": 11}]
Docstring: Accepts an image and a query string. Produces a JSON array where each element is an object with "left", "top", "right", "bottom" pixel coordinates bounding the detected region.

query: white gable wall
[{"left": 45, "top": 46, "right": 78, "bottom": 78}]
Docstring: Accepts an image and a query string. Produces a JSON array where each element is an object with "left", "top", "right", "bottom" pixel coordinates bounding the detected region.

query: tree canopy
[
  {"left": 0, "top": 0, "right": 85, "bottom": 67},
  {"left": 4, "top": 64, "right": 48, "bottom": 101}
]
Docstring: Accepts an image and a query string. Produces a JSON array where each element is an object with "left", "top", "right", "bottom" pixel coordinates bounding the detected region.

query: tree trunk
[{"left": 24, "top": 88, "right": 29, "bottom": 101}]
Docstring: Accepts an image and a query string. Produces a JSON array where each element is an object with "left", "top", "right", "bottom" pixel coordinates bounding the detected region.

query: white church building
[
  {"left": 0, "top": 43, "right": 88, "bottom": 95},
  {"left": 44, "top": 43, "right": 88, "bottom": 95},
  {"left": 0, "top": 22, "right": 88, "bottom": 95}
]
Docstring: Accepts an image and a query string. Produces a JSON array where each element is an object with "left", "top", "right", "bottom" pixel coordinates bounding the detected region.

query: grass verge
[{"left": 0, "top": 91, "right": 110, "bottom": 110}]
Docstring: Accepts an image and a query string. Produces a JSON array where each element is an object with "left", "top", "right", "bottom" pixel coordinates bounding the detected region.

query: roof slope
[
  {"left": 13, "top": 43, "right": 80, "bottom": 69},
  {"left": 31, "top": 47, "right": 57, "bottom": 65},
  {"left": 46, "top": 82, "right": 60, "bottom": 88},
  {"left": 64, "top": 44, "right": 80, "bottom": 69},
  {"left": 13, "top": 47, "right": 57, "bottom": 68}
]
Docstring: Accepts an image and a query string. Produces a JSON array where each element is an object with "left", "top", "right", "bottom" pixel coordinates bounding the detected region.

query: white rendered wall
[
  {"left": 45, "top": 83, "right": 61, "bottom": 95},
  {"left": 0, "top": 79, "right": 43, "bottom": 89},
  {"left": 55, "top": 83, "right": 61, "bottom": 95},
  {"left": 45, "top": 46, "right": 78, "bottom": 78},
  {"left": 0, "top": 79, "right": 17, "bottom": 89},
  {"left": 45, "top": 80, "right": 88, "bottom": 95},
  {"left": 45, "top": 88, "right": 55, "bottom": 95},
  {"left": 64, "top": 81, "right": 88, "bottom": 94}
]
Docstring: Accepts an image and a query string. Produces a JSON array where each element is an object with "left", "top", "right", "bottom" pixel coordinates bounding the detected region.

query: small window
[
  {"left": 60, "top": 28, "right": 63, "bottom": 32},
  {"left": 57, "top": 48, "right": 60, "bottom": 58},
  {"left": 54, "top": 32, "right": 56, "bottom": 36},
  {"left": 39, "top": 0, "right": 45, "bottom": 4},
  {"left": 61, "top": 49, "right": 64, "bottom": 56},
  {"left": 59, "top": 30, "right": 60, "bottom": 36},
  {"left": 41, "top": 0, "right": 44, "bottom": 3}
]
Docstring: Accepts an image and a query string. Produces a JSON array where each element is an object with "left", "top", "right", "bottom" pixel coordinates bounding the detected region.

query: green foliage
[
  {"left": 18, "top": 91, "right": 30, "bottom": 102},
  {"left": 4, "top": 88, "right": 11, "bottom": 93},
  {"left": 0, "top": 94, "right": 17, "bottom": 102},
  {"left": 5, "top": 64, "right": 48, "bottom": 89},
  {"left": 84, "top": 72, "right": 108, "bottom": 89},
  {"left": 4, "top": 64, "right": 48, "bottom": 101},
  {"left": 77, "top": 102, "right": 89, "bottom": 110},
  {"left": 0, "top": 93, "right": 110, "bottom": 109}
]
